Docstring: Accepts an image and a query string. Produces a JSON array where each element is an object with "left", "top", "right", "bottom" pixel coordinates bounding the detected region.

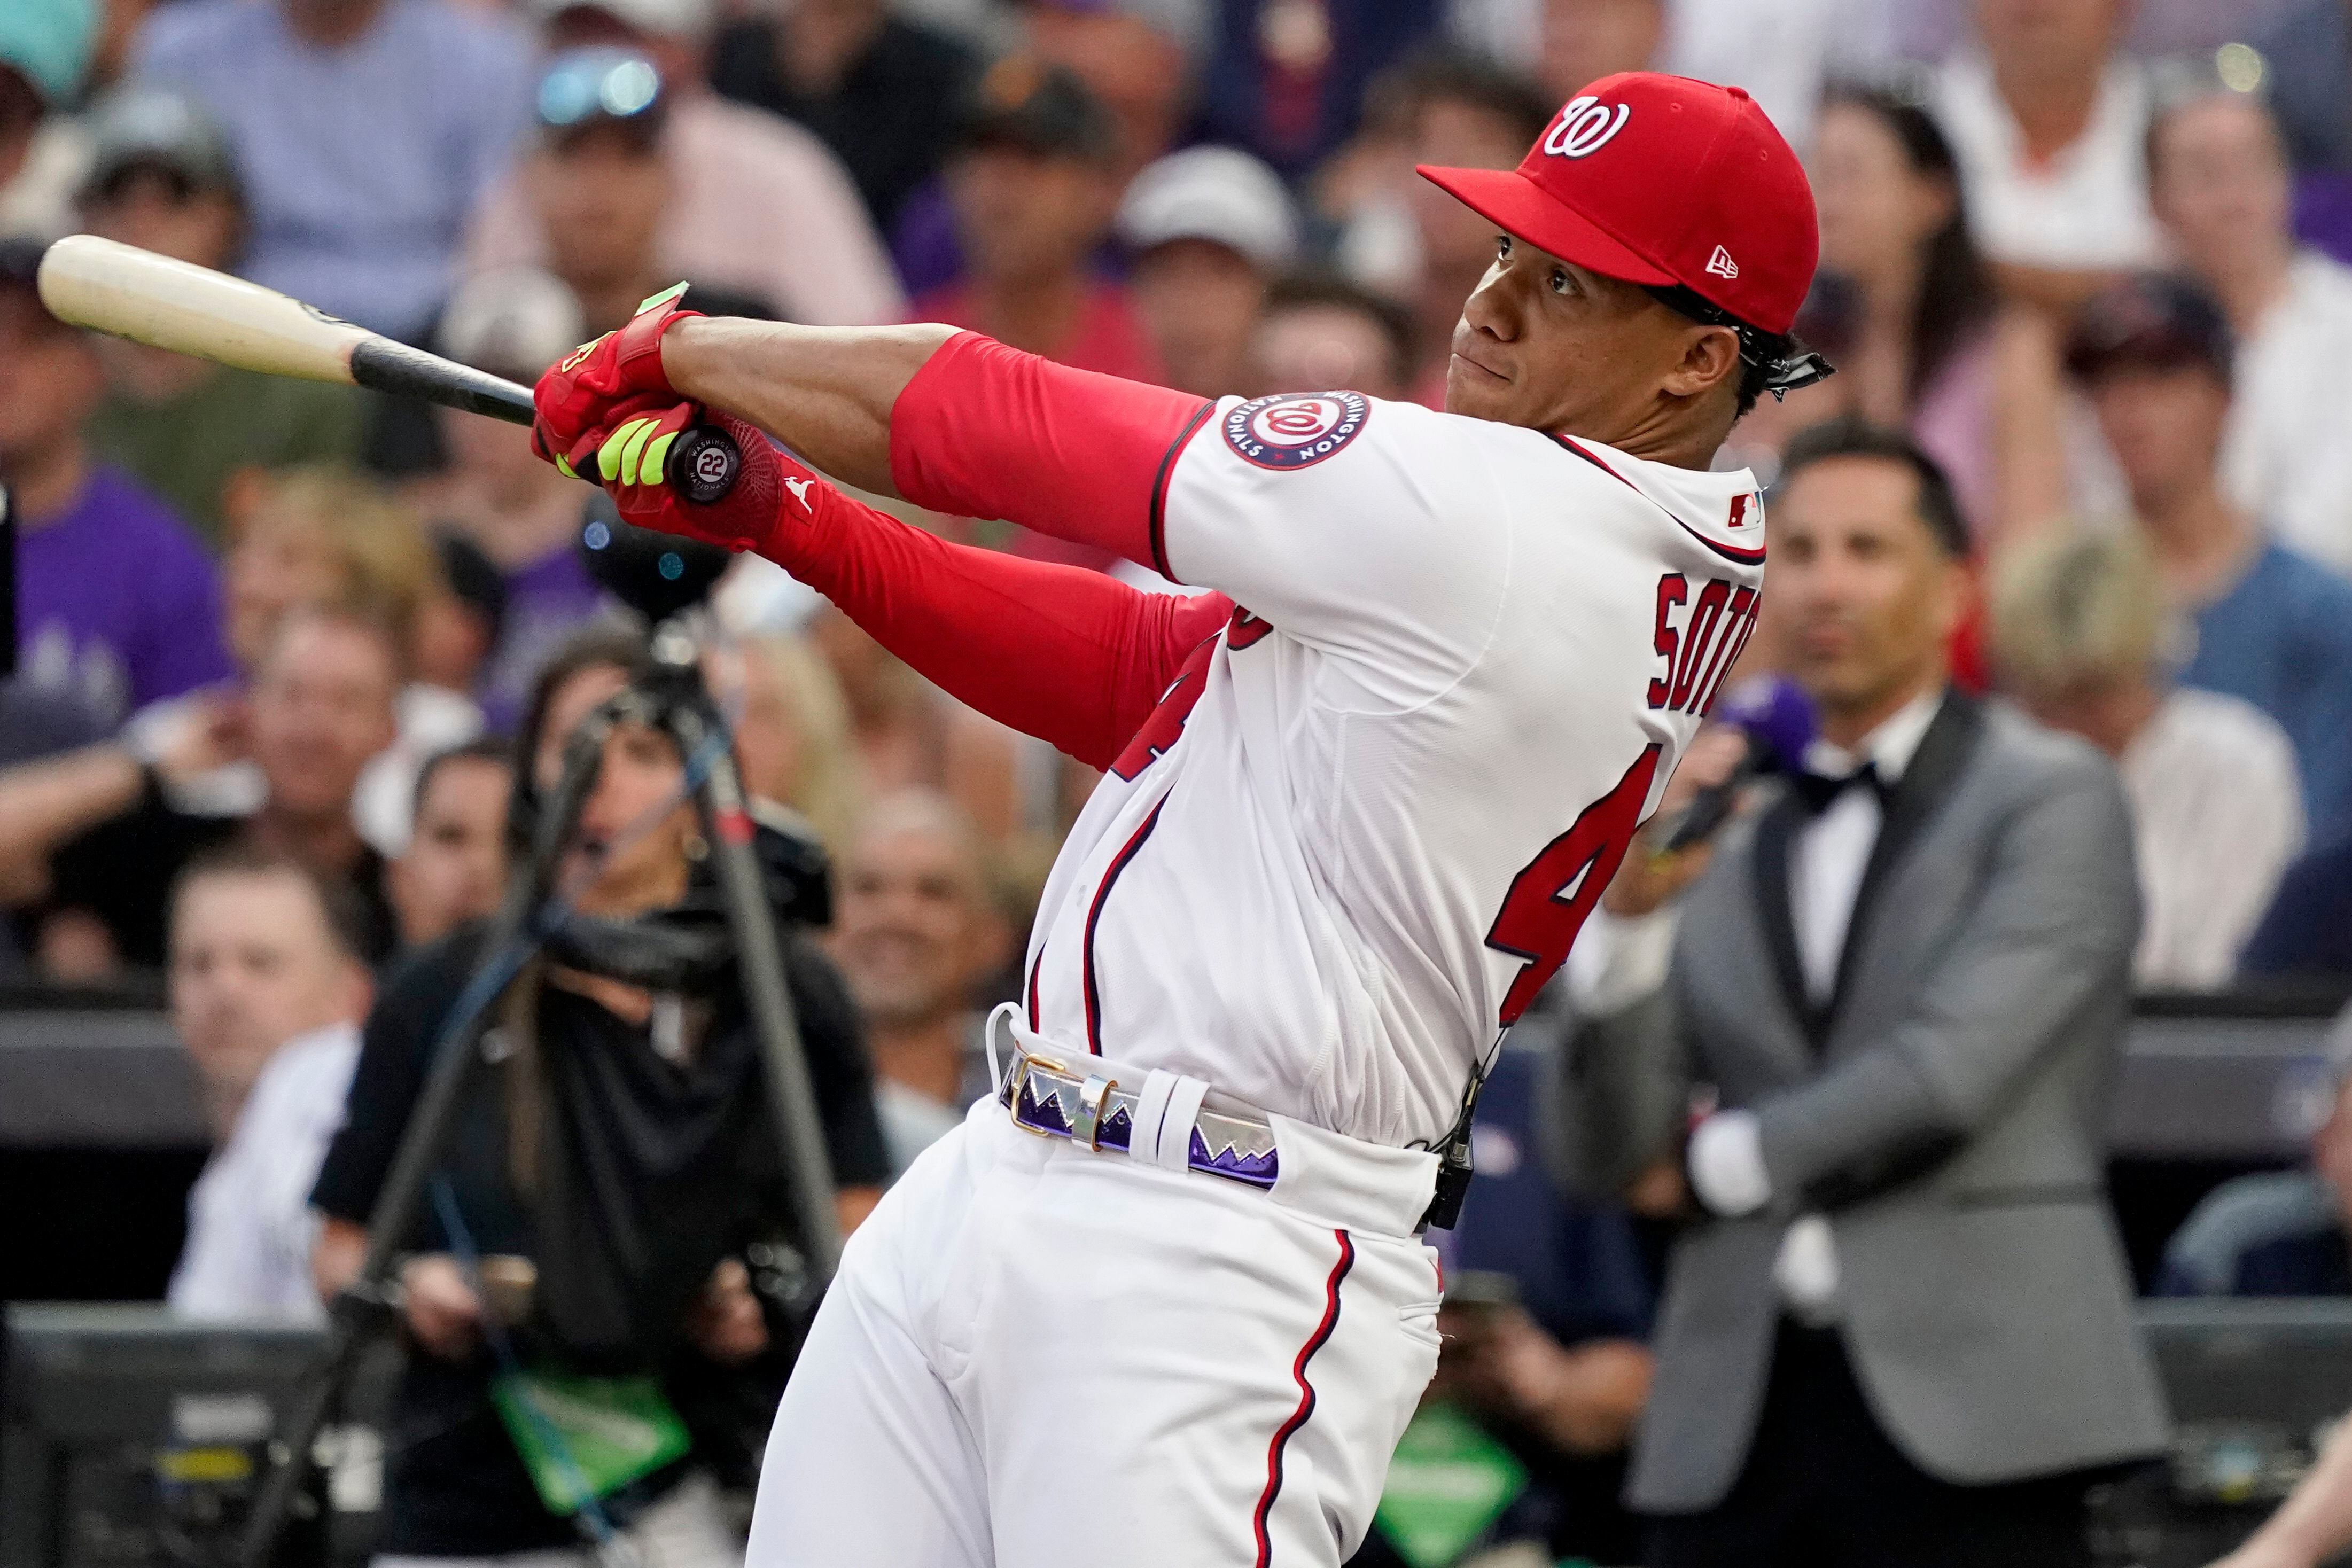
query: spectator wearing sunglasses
[
  {"left": 75, "top": 86, "right": 366, "bottom": 549},
  {"left": 489, "top": 51, "right": 779, "bottom": 340},
  {"left": 464, "top": 2, "right": 902, "bottom": 331}
]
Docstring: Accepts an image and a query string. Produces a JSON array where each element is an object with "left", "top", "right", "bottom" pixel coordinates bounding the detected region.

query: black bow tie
[{"left": 1791, "top": 760, "right": 1890, "bottom": 816}]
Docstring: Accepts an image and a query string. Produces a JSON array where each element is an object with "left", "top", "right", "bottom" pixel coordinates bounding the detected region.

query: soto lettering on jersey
[{"left": 1647, "top": 573, "right": 1759, "bottom": 717}]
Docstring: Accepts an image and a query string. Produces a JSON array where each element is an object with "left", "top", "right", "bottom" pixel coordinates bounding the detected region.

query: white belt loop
[
  {"left": 984, "top": 1002, "right": 1022, "bottom": 1095},
  {"left": 1149, "top": 1074, "right": 1211, "bottom": 1173},
  {"left": 1132, "top": 1071, "right": 1179, "bottom": 1163}
]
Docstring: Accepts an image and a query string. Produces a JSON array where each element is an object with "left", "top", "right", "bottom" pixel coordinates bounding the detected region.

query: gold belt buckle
[{"left": 1005, "top": 1050, "right": 1066, "bottom": 1139}]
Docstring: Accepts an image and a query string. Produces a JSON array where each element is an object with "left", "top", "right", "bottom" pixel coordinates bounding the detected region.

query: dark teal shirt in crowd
[
  {"left": 2181, "top": 542, "right": 2352, "bottom": 846},
  {"left": 2158, "top": 1170, "right": 2352, "bottom": 1298}
]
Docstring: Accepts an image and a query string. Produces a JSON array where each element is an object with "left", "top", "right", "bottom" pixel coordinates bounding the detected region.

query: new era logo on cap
[{"left": 1414, "top": 73, "right": 1819, "bottom": 334}]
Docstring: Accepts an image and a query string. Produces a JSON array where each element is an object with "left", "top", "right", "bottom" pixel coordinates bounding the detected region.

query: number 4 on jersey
[{"left": 1483, "top": 744, "right": 1662, "bottom": 1024}]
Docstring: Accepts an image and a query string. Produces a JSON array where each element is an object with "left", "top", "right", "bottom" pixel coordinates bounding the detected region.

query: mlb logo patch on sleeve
[{"left": 1222, "top": 392, "right": 1370, "bottom": 470}]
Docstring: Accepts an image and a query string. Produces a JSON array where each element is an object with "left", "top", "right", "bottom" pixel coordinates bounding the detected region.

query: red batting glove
[
  {"left": 586, "top": 403, "right": 809, "bottom": 559},
  {"left": 531, "top": 281, "right": 700, "bottom": 474}
]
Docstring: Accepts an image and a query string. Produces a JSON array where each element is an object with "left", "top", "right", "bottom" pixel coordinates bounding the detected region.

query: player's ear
[{"left": 1662, "top": 324, "right": 1741, "bottom": 403}]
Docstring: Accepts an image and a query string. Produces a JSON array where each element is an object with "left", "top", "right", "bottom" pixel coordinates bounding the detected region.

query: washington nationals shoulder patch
[{"left": 1222, "top": 392, "right": 1370, "bottom": 471}]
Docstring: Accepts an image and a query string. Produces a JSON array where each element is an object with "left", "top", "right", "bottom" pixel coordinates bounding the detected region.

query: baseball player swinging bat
[
  {"left": 33, "top": 234, "right": 743, "bottom": 502},
  {"left": 519, "top": 71, "right": 1834, "bottom": 1568}
]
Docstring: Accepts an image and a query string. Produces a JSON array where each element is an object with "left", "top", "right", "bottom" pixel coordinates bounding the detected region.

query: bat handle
[{"left": 663, "top": 423, "right": 742, "bottom": 505}]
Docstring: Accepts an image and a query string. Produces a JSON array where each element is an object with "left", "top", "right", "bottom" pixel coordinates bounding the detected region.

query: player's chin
[{"left": 1443, "top": 356, "right": 1516, "bottom": 420}]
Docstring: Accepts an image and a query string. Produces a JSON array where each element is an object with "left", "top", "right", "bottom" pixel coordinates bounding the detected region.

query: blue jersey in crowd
[
  {"left": 2156, "top": 1169, "right": 2352, "bottom": 1298},
  {"left": 2182, "top": 542, "right": 2352, "bottom": 847}
]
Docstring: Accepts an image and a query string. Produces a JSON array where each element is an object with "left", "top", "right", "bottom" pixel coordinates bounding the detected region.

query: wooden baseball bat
[{"left": 35, "top": 234, "right": 740, "bottom": 501}]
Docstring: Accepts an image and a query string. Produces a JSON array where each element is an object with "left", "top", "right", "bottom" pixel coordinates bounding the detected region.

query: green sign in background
[{"left": 1373, "top": 1401, "right": 1530, "bottom": 1568}]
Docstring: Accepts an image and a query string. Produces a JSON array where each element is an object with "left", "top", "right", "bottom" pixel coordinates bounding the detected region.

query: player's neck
[
  {"left": 1576, "top": 408, "right": 1735, "bottom": 471},
  {"left": 1558, "top": 369, "right": 1744, "bottom": 469}
]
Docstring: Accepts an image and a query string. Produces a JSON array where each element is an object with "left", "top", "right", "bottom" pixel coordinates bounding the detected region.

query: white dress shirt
[
  {"left": 168, "top": 1021, "right": 362, "bottom": 1323},
  {"left": 2119, "top": 688, "right": 2304, "bottom": 989},
  {"left": 1575, "top": 688, "right": 1947, "bottom": 1321},
  {"left": 1786, "top": 689, "right": 1943, "bottom": 1002}
]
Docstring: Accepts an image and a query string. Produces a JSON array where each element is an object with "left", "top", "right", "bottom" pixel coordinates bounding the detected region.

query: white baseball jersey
[{"left": 1019, "top": 392, "right": 1767, "bottom": 1148}]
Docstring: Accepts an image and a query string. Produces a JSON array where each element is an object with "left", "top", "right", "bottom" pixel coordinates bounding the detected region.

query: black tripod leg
[
  {"left": 237, "top": 936, "right": 511, "bottom": 1568},
  {"left": 666, "top": 691, "right": 843, "bottom": 1282},
  {"left": 238, "top": 716, "right": 618, "bottom": 1568}
]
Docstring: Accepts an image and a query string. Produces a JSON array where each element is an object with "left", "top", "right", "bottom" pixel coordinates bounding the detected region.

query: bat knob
[{"left": 665, "top": 424, "right": 741, "bottom": 505}]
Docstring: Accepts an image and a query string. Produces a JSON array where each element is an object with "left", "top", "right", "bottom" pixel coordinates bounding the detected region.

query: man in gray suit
[{"left": 1563, "top": 418, "right": 2168, "bottom": 1567}]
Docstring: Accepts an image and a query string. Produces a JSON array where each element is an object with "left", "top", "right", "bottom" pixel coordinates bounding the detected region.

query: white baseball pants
[{"left": 746, "top": 1081, "right": 1444, "bottom": 1566}]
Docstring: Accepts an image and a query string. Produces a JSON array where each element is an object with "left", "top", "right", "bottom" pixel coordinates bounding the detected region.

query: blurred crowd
[
  {"left": 11, "top": 0, "right": 2352, "bottom": 1559},
  {"left": 6, "top": 0, "right": 2352, "bottom": 998}
]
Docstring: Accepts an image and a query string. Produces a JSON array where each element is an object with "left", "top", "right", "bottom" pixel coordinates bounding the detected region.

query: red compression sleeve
[
  {"left": 888, "top": 331, "right": 1214, "bottom": 579},
  {"left": 769, "top": 479, "right": 1233, "bottom": 770}
]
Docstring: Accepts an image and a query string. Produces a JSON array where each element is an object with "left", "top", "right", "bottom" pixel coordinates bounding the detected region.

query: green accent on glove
[
  {"left": 553, "top": 453, "right": 578, "bottom": 480},
  {"left": 599, "top": 417, "right": 653, "bottom": 485},
  {"left": 640, "top": 431, "right": 677, "bottom": 486},
  {"left": 635, "top": 281, "right": 690, "bottom": 316}
]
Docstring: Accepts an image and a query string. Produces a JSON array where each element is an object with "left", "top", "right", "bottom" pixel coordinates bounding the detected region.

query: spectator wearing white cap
[
  {"left": 463, "top": 0, "right": 904, "bottom": 331},
  {"left": 1117, "top": 144, "right": 1298, "bottom": 399}
]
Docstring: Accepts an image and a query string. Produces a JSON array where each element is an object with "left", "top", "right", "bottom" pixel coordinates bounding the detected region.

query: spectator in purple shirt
[{"left": 0, "top": 240, "right": 231, "bottom": 728}]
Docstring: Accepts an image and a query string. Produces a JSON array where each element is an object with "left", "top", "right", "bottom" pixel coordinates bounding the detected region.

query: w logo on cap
[{"left": 1543, "top": 96, "right": 1631, "bottom": 159}]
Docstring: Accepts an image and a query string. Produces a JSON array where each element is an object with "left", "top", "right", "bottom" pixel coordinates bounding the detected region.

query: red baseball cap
[{"left": 1418, "top": 72, "right": 1819, "bottom": 335}]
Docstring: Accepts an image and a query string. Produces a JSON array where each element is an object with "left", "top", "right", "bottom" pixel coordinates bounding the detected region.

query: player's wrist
[{"left": 654, "top": 314, "right": 720, "bottom": 404}]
